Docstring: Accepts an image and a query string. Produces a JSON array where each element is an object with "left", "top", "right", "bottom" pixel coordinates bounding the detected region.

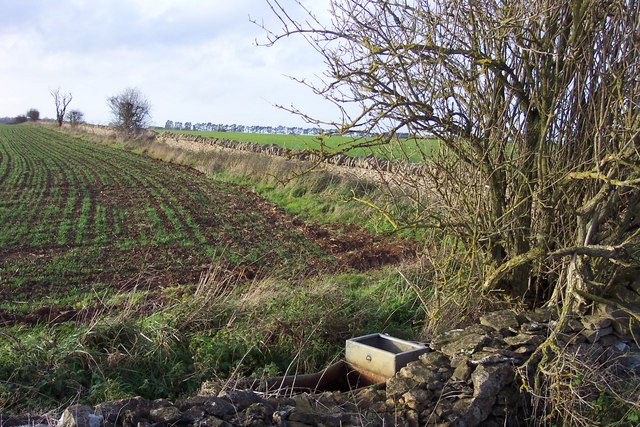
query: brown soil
[
  {"left": 1, "top": 191, "right": 415, "bottom": 328},
  {"left": 233, "top": 185, "right": 416, "bottom": 273},
  {"left": 0, "top": 127, "right": 417, "bottom": 328}
]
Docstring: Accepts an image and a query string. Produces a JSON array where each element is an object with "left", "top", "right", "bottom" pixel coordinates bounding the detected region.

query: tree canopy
[
  {"left": 107, "top": 88, "right": 151, "bottom": 134},
  {"left": 26, "top": 109, "right": 40, "bottom": 121},
  {"left": 67, "top": 110, "right": 85, "bottom": 126}
]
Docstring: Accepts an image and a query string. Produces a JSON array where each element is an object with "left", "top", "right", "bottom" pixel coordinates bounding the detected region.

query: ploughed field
[
  {"left": 0, "top": 126, "right": 418, "bottom": 413},
  {"left": 0, "top": 126, "right": 411, "bottom": 326},
  {"left": 0, "top": 126, "right": 336, "bottom": 325}
]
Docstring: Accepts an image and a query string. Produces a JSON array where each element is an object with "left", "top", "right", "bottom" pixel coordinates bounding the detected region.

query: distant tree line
[
  {"left": 1, "top": 86, "right": 149, "bottom": 132},
  {"left": 0, "top": 116, "right": 26, "bottom": 125},
  {"left": 0, "top": 108, "right": 41, "bottom": 125}
]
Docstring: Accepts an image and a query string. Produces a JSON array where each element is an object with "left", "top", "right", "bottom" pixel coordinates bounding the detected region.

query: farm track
[{"left": 0, "top": 126, "right": 415, "bottom": 326}]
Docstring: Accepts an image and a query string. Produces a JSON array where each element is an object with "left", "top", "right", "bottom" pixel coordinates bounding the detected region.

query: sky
[{"left": 0, "top": 0, "right": 336, "bottom": 128}]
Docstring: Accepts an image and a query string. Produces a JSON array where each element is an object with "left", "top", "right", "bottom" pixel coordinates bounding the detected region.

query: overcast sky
[{"left": 0, "top": 0, "right": 336, "bottom": 127}]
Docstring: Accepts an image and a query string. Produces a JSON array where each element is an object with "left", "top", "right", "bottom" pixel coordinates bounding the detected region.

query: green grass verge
[
  {"left": 0, "top": 265, "right": 428, "bottom": 413},
  {"left": 128, "top": 137, "right": 427, "bottom": 239}
]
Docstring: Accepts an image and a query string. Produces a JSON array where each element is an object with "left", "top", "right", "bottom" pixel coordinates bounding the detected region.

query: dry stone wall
[
  {"left": 154, "top": 132, "right": 428, "bottom": 177},
  {"left": 4, "top": 293, "right": 638, "bottom": 427}
]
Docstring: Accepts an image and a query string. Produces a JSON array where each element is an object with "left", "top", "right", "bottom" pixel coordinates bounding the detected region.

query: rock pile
[
  {"left": 2, "top": 303, "right": 638, "bottom": 427},
  {"left": 393, "top": 306, "right": 639, "bottom": 426}
]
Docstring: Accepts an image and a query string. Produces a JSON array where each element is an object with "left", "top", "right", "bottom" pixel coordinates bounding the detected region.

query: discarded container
[
  {"left": 247, "top": 333, "right": 428, "bottom": 396},
  {"left": 346, "top": 333, "right": 429, "bottom": 379}
]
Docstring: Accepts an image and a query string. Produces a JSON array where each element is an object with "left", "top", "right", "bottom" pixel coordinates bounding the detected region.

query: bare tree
[
  {"left": 263, "top": 0, "right": 640, "bottom": 308},
  {"left": 50, "top": 88, "right": 72, "bottom": 127},
  {"left": 107, "top": 88, "right": 151, "bottom": 134},
  {"left": 66, "top": 110, "right": 85, "bottom": 127},
  {"left": 26, "top": 109, "right": 40, "bottom": 121}
]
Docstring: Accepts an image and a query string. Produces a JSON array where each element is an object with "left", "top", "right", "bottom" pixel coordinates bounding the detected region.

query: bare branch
[
  {"left": 262, "top": 0, "right": 640, "bottom": 303},
  {"left": 107, "top": 88, "right": 151, "bottom": 135},
  {"left": 50, "top": 88, "right": 72, "bottom": 127}
]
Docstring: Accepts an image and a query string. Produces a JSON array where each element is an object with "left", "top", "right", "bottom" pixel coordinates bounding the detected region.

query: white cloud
[{"left": 0, "top": 0, "right": 339, "bottom": 127}]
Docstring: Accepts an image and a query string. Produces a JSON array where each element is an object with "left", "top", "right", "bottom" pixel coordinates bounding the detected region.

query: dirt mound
[{"left": 304, "top": 224, "right": 415, "bottom": 271}]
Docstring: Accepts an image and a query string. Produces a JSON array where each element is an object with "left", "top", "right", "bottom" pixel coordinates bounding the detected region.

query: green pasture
[{"left": 159, "top": 129, "right": 440, "bottom": 161}]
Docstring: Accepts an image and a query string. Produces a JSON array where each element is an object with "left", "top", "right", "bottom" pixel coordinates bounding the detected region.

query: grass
[
  {"left": 0, "top": 125, "right": 430, "bottom": 414},
  {"left": 8, "top": 124, "right": 633, "bottom": 425},
  {"left": 126, "top": 135, "right": 429, "bottom": 239},
  {"left": 159, "top": 129, "right": 441, "bottom": 161},
  {"left": 0, "top": 262, "right": 427, "bottom": 413}
]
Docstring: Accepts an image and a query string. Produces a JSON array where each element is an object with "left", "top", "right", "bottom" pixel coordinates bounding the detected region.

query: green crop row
[
  {"left": 0, "top": 126, "right": 331, "bottom": 312},
  {"left": 0, "top": 125, "right": 430, "bottom": 415}
]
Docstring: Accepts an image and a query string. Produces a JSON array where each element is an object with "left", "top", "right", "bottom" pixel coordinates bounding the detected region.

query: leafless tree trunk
[{"left": 50, "top": 88, "right": 72, "bottom": 127}]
